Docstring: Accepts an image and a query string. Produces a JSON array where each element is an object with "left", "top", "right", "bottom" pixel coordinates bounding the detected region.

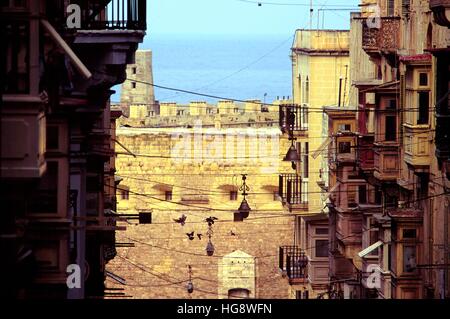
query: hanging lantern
[
  {"left": 186, "top": 265, "right": 194, "bottom": 293},
  {"left": 237, "top": 198, "right": 251, "bottom": 219},
  {"left": 236, "top": 174, "right": 251, "bottom": 221},
  {"left": 283, "top": 138, "right": 300, "bottom": 162},
  {"left": 186, "top": 281, "right": 194, "bottom": 294},
  {"left": 206, "top": 240, "right": 215, "bottom": 256}
]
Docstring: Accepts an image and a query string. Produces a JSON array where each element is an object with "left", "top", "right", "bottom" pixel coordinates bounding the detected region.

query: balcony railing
[
  {"left": 279, "top": 246, "right": 308, "bottom": 282},
  {"left": 362, "top": 17, "right": 400, "bottom": 55},
  {"left": 279, "top": 174, "right": 308, "bottom": 206},
  {"left": 279, "top": 104, "right": 308, "bottom": 134},
  {"left": 50, "top": 0, "right": 147, "bottom": 31}
]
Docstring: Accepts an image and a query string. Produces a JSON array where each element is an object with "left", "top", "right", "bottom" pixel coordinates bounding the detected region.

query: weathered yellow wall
[
  {"left": 292, "top": 30, "right": 350, "bottom": 214},
  {"left": 106, "top": 127, "right": 297, "bottom": 298}
]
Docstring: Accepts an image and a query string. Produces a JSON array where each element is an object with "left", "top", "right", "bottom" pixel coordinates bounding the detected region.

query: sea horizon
[{"left": 113, "top": 32, "right": 295, "bottom": 105}]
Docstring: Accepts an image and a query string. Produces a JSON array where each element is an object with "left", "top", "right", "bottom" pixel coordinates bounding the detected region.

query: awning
[
  {"left": 311, "top": 137, "right": 332, "bottom": 159},
  {"left": 358, "top": 240, "right": 384, "bottom": 258}
]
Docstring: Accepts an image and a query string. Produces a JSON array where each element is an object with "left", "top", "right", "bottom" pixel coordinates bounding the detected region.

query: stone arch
[
  {"left": 228, "top": 288, "right": 250, "bottom": 299},
  {"left": 218, "top": 250, "right": 256, "bottom": 299}
]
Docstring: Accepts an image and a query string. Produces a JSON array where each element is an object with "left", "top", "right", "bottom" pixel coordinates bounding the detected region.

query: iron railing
[
  {"left": 279, "top": 246, "right": 308, "bottom": 280},
  {"left": 279, "top": 104, "right": 308, "bottom": 134},
  {"left": 279, "top": 174, "right": 308, "bottom": 205},
  {"left": 50, "top": 0, "right": 147, "bottom": 31}
]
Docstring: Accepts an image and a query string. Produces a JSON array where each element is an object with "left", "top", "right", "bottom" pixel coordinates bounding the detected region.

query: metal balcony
[
  {"left": 279, "top": 174, "right": 308, "bottom": 211},
  {"left": 50, "top": 0, "right": 147, "bottom": 31},
  {"left": 279, "top": 246, "right": 308, "bottom": 284},
  {"left": 279, "top": 104, "right": 308, "bottom": 134}
]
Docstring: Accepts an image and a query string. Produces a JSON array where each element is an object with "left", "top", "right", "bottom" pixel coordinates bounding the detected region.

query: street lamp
[
  {"left": 186, "top": 265, "right": 194, "bottom": 294},
  {"left": 205, "top": 220, "right": 215, "bottom": 256},
  {"left": 236, "top": 174, "right": 251, "bottom": 221},
  {"left": 283, "top": 137, "right": 300, "bottom": 162}
]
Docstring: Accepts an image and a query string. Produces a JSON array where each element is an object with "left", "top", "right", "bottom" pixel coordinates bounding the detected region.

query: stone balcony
[{"left": 362, "top": 17, "right": 401, "bottom": 58}]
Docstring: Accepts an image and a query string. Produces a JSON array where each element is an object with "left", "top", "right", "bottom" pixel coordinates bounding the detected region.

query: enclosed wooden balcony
[
  {"left": 329, "top": 133, "right": 357, "bottom": 169},
  {"left": 278, "top": 174, "right": 308, "bottom": 212},
  {"left": 357, "top": 135, "right": 375, "bottom": 172},
  {"left": 403, "top": 125, "right": 432, "bottom": 170},
  {"left": 373, "top": 143, "right": 400, "bottom": 181},
  {"left": 362, "top": 17, "right": 401, "bottom": 58}
]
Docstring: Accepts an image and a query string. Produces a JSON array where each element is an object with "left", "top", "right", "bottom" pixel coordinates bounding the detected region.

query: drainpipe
[{"left": 445, "top": 197, "right": 449, "bottom": 298}]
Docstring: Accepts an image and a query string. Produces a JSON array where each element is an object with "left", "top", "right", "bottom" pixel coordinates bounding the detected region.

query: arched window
[{"left": 304, "top": 76, "right": 310, "bottom": 104}]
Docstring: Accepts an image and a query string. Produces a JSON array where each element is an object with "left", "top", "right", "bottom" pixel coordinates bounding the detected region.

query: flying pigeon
[
  {"left": 174, "top": 214, "right": 187, "bottom": 226},
  {"left": 186, "top": 231, "right": 195, "bottom": 241},
  {"left": 197, "top": 233, "right": 203, "bottom": 240},
  {"left": 230, "top": 230, "right": 236, "bottom": 236}
]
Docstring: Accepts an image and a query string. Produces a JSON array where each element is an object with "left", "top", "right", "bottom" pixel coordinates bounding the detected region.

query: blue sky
[
  {"left": 112, "top": 1, "right": 361, "bottom": 103},
  {"left": 147, "top": 0, "right": 361, "bottom": 36}
]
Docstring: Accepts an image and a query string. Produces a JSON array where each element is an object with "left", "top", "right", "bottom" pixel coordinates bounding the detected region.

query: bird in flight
[
  {"left": 186, "top": 231, "right": 195, "bottom": 240},
  {"left": 174, "top": 214, "right": 187, "bottom": 226}
]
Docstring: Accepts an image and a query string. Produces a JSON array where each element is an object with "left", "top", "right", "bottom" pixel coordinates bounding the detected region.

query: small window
[
  {"left": 131, "top": 82, "right": 136, "bottom": 89},
  {"left": 418, "top": 92, "right": 430, "bottom": 125},
  {"left": 138, "top": 212, "right": 152, "bottom": 224},
  {"left": 385, "top": 116, "right": 397, "bottom": 141},
  {"left": 315, "top": 240, "right": 329, "bottom": 258},
  {"left": 165, "top": 191, "right": 173, "bottom": 201},
  {"left": 338, "top": 124, "right": 351, "bottom": 132},
  {"left": 303, "top": 142, "right": 309, "bottom": 178},
  {"left": 46, "top": 126, "right": 59, "bottom": 150},
  {"left": 387, "top": 99, "right": 397, "bottom": 109},
  {"left": 387, "top": 0, "right": 395, "bottom": 16},
  {"left": 403, "top": 229, "right": 417, "bottom": 239},
  {"left": 120, "top": 188, "right": 129, "bottom": 200},
  {"left": 419, "top": 73, "right": 428, "bottom": 87},
  {"left": 359, "top": 185, "right": 367, "bottom": 204},
  {"left": 132, "top": 67, "right": 137, "bottom": 75},
  {"left": 338, "top": 142, "right": 351, "bottom": 154},
  {"left": 316, "top": 228, "right": 329, "bottom": 235},
  {"left": 369, "top": 229, "right": 380, "bottom": 256},
  {"left": 230, "top": 191, "right": 238, "bottom": 201},
  {"left": 403, "top": 246, "right": 417, "bottom": 273}
]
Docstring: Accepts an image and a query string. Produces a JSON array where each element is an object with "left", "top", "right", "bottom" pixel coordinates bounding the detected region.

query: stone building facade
[{"left": 106, "top": 127, "right": 295, "bottom": 298}]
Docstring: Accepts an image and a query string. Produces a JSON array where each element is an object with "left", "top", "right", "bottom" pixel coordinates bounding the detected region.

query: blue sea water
[{"left": 113, "top": 33, "right": 294, "bottom": 104}]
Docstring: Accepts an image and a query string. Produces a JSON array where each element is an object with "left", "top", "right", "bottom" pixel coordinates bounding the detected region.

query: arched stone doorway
[{"left": 228, "top": 288, "right": 250, "bottom": 299}]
